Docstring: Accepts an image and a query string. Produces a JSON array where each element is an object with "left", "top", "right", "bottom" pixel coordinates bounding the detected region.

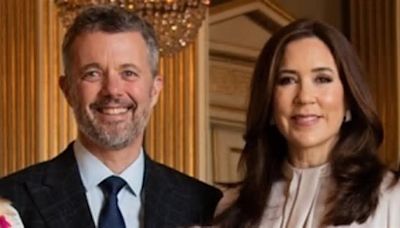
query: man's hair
[{"left": 62, "top": 5, "right": 159, "bottom": 77}]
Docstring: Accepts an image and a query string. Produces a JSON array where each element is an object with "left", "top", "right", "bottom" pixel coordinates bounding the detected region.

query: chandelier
[{"left": 54, "top": 0, "right": 210, "bottom": 55}]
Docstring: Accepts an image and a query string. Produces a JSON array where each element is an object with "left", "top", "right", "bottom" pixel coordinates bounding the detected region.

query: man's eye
[
  {"left": 82, "top": 71, "right": 101, "bottom": 81},
  {"left": 122, "top": 70, "right": 138, "bottom": 78}
]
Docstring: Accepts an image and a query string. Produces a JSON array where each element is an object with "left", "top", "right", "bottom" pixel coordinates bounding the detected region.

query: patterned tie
[{"left": 98, "top": 176, "right": 127, "bottom": 228}]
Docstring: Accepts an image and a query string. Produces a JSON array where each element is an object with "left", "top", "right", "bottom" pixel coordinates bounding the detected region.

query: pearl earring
[{"left": 344, "top": 110, "right": 352, "bottom": 122}]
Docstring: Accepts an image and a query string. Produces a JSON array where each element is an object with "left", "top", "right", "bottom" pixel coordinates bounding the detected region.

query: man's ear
[
  {"left": 59, "top": 75, "right": 73, "bottom": 106},
  {"left": 150, "top": 75, "right": 163, "bottom": 107}
]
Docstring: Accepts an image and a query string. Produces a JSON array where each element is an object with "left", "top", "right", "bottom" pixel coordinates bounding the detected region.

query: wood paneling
[{"left": 350, "top": 0, "right": 399, "bottom": 166}]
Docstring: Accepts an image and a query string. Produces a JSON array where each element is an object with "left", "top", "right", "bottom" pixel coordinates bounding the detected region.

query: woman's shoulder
[
  {"left": 214, "top": 186, "right": 241, "bottom": 217},
  {"left": 380, "top": 171, "right": 400, "bottom": 194},
  {"left": 366, "top": 171, "right": 400, "bottom": 226},
  {"left": 377, "top": 171, "right": 400, "bottom": 208}
]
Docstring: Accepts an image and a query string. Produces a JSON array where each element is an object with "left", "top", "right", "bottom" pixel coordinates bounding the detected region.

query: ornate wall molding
[{"left": 208, "top": 0, "right": 292, "bottom": 183}]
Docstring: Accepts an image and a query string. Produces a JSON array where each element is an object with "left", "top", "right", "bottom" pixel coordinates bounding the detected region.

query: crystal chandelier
[{"left": 54, "top": 0, "right": 210, "bottom": 54}]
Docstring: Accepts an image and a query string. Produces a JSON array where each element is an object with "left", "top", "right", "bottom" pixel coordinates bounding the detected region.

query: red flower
[{"left": 0, "top": 215, "right": 10, "bottom": 228}]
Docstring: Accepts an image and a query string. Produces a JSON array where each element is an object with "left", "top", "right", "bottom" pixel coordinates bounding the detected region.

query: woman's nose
[{"left": 294, "top": 82, "right": 316, "bottom": 105}]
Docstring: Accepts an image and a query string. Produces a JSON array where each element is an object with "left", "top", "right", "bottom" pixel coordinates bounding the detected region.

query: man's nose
[{"left": 100, "top": 72, "right": 123, "bottom": 97}]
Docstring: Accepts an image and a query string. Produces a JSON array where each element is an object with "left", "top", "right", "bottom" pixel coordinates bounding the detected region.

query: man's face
[{"left": 60, "top": 31, "right": 162, "bottom": 150}]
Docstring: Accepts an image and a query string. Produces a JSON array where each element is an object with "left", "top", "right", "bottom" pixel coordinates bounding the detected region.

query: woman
[{"left": 215, "top": 19, "right": 400, "bottom": 227}]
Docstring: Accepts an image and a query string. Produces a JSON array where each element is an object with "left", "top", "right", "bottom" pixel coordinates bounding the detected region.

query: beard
[{"left": 73, "top": 95, "right": 150, "bottom": 150}]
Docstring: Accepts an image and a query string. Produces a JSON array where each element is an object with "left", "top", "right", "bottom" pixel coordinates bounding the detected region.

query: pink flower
[{"left": 0, "top": 215, "right": 10, "bottom": 228}]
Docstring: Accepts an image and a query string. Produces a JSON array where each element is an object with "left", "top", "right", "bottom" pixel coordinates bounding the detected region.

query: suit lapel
[
  {"left": 142, "top": 156, "right": 173, "bottom": 227},
  {"left": 26, "top": 143, "right": 95, "bottom": 228}
]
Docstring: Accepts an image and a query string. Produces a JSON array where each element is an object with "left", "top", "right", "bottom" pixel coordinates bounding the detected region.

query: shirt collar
[
  {"left": 73, "top": 140, "right": 144, "bottom": 196},
  {"left": 283, "top": 160, "right": 331, "bottom": 180}
]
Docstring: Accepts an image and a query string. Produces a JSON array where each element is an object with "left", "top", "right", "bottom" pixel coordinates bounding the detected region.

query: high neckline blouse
[
  {"left": 282, "top": 162, "right": 331, "bottom": 179},
  {"left": 258, "top": 162, "right": 400, "bottom": 228},
  {"left": 260, "top": 162, "right": 332, "bottom": 228}
]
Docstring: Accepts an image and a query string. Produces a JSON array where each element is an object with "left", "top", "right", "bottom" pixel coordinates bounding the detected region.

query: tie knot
[{"left": 99, "top": 176, "right": 127, "bottom": 195}]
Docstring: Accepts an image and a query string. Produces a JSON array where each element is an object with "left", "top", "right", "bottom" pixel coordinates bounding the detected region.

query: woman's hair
[{"left": 216, "top": 19, "right": 385, "bottom": 227}]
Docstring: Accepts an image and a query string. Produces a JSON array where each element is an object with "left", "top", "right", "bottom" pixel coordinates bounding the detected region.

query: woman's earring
[{"left": 344, "top": 110, "right": 352, "bottom": 122}]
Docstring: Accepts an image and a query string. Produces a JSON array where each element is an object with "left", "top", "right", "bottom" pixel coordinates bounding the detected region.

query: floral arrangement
[
  {"left": 0, "top": 215, "right": 11, "bottom": 228},
  {"left": 0, "top": 198, "right": 24, "bottom": 228}
]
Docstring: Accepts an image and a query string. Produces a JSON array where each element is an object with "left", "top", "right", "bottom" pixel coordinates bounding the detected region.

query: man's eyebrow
[
  {"left": 119, "top": 63, "right": 142, "bottom": 73},
  {"left": 80, "top": 63, "right": 102, "bottom": 71}
]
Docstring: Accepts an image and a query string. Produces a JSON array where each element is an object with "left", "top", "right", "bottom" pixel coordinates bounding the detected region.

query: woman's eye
[
  {"left": 277, "top": 76, "right": 297, "bottom": 86},
  {"left": 315, "top": 75, "right": 333, "bottom": 84}
]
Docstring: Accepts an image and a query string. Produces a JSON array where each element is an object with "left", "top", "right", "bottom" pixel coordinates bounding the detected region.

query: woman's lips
[{"left": 291, "top": 114, "right": 320, "bottom": 126}]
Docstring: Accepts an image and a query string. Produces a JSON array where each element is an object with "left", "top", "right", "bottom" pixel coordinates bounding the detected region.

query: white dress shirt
[{"left": 74, "top": 140, "right": 144, "bottom": 228}]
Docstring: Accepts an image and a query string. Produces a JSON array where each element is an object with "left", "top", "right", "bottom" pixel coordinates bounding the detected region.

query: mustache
[{"left": 89, "top": 96, "right": 136, "bottom": 109}]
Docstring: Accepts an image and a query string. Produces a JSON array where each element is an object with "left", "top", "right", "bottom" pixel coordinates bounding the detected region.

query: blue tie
[{"left": 98, "top": 176, "right": 127, "bottom": 228}]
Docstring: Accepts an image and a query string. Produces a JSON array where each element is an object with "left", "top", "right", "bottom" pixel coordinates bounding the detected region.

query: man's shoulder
[
  {"left": 149, "top": 159, "right": 222, "bottom": 199},
  {"left": 0, "top": 159, "right": 54, "bottom": 208},
  {"left": 0, "top": 159, "right": 52, "bottom": 185},
  {"left": 144, "top": 159, "right": 223, "bottom": 225},
  {"left": 0, "top": 145, "right": 74, "bottom": 191}
]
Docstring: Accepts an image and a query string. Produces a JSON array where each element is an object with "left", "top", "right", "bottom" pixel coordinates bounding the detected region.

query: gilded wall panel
[
  {"left": 145, "top": 44, "right": 199, "bottom": 177},
  {"left": 0, "top": 0, "right": 42, "bottom": 175}
]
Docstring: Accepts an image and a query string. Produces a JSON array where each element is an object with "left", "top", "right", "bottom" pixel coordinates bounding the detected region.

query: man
[{"left": 0, "top": 5, "right": 221, "bottom": 228}]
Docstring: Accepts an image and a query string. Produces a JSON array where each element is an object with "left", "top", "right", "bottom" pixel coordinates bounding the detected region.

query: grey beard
[{"left": 75, "top": 107, "right": 149, "bottom": 150}]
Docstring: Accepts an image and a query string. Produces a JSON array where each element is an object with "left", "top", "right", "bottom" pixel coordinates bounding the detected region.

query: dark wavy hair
[{"left": 216, "top": 19, "right": 385, "bottom": 227}]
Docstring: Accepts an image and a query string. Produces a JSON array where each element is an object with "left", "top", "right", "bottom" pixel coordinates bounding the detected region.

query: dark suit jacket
[{"left": 0, "top": 142, "right": 222, "bottom": 228}]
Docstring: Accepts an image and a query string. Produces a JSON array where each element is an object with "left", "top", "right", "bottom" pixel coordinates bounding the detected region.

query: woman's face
[{"left": 272, "top": 37, "right": 346, "bottom": 158}]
